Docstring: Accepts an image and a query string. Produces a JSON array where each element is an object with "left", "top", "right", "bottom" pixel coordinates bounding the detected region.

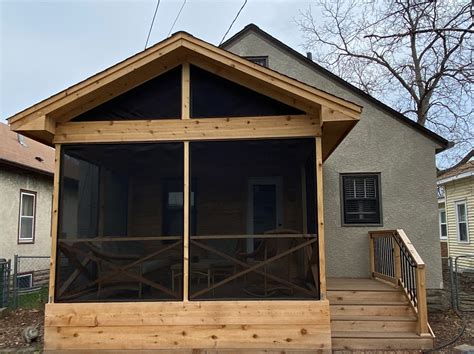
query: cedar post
[{"left": 48, "top": 144, "right": 61, "bottom": 303}]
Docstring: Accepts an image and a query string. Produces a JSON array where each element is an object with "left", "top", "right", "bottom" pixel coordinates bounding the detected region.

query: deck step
[
  {"left": 330, "top": 304, "right": 414, "bottom": 317},
  {"left": 332, "top": 319, "right": 417, "bottom": 332},
  {"left": 332, "top": 337, "right": 434, "bottom": 351},
  {"left": 327, "top": 290, "right": 407, "bottom": 304},
  {"left": 332, "top": 315, "right": 417, "bottom": 321}
]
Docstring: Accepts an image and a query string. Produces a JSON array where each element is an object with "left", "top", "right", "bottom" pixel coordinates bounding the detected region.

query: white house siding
[
  {"left": 0, "top": 165, "right": 53, "bottom": 264},
  {"left": 444, "top": 176, "right": 474, "bottom": 259},
  {"left": 223, "top": 30, "right": 443, "bottom": 288}
]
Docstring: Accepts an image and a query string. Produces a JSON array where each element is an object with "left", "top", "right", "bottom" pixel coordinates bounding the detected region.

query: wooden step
[
  {"left": 327, "top": 278, "right": 399, "bottom": 291},
  {"left": 333, "top": 334, "right": 433, "bottom": 350},
  {"left": 330, "top": 304, "right": 414, "bottom": 317},
  {"left": 327, "top": 290, "right": 407, "bottom": 304},
  {"left": 331, "top": 315, "right": 417, "bottom": 321},
  {"left": 331, "top": 319, "right": 417, "bottom": 332}
]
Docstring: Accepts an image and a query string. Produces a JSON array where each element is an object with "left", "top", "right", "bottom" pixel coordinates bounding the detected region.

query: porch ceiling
[{"left": 7, "top": 31, "right": 362, "bottom": 160}]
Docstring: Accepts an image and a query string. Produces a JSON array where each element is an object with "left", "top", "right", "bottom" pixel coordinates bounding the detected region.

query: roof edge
[
  {"left": 0, "top": 159, "right": 54, "bottom": 178},
  {"left": 221, "top": 24, "right": 450, "bottom": 153}
]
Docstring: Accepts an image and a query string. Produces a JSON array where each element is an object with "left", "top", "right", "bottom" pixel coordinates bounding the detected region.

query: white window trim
[
  {"left": 454, "top": 200, "right": 469, "bottom": 243},
  {"left": 439, "top": 208, "right": 448, "bottom": 240},
  {"left": 18, "top": 191, "right": 36, "bottom": 243},
  {"left": 16, "top": 273, "right": 33, "bottom": 289}
]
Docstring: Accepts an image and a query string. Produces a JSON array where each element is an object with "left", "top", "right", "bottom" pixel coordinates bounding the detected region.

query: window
[
  {"left": 16, "top": 273, "right": 33, "bottom": 289},
  {"left": 18, "top": 191, "right": 36, "bottom": 243},
  {"left": 455, "top": 201, "right": 469, "bottom": 242},
  {"left": 341, "top": 174, "right": 382, "bottom": 225},
  {"left": 439, "top": 209, "right": 447, "bottom": 239},
  {"left": 243, "top": 56, "right": 268, "bottom": 67}
]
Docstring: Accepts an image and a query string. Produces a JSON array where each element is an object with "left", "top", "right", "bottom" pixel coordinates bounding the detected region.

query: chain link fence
[
  {"left": 6, "top": 255, "right": 50, "bottom": 309},
  {"left": 449, "top": 254, "right": 474, "bottom": 312}
]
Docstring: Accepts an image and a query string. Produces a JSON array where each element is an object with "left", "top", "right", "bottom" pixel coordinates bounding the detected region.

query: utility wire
[
  {"left": 144, "top": 0, "right": 161, "bottom": 50},
  {"left": 167, "top": 0, "right": 187, "bottom": 37},
  {"left": 219, "top": 0, "right": 248, "bottom": 46}
]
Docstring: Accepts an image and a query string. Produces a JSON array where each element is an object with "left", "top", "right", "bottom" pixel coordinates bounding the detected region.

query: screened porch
[{"left": 55, "top": 138, "right": 319, "bottom": 302}]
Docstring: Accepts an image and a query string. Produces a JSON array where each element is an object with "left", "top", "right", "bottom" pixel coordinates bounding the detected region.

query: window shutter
[{"left": 342, "top": 174, "right": 381, "bottom": 225}]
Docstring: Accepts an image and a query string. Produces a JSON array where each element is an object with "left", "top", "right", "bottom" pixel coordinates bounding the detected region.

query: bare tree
[{"left": 297, "top": 0, "right": 473, "bottom": 167}]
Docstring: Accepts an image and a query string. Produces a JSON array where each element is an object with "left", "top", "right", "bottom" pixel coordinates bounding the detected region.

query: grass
[{"left": 9, "top": 287, "right": 48, "bottom": 310}]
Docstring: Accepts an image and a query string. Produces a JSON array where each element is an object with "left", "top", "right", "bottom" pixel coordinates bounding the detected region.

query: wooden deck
[{"left": 328, "top": 278, "right": 434, "bottom": 352}]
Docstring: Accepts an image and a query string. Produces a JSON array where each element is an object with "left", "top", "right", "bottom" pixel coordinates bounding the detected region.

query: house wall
[
  {"left": 443, "top": 176, "right": 474, "bottom": 258},
  {"left": 0, "top": 164, "right": 53, "bottom": 266},
  {"left": 223, "top": 31, "right": 443, "bottom": 288}
]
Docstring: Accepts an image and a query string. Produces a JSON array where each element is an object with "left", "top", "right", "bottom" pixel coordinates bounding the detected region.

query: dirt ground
[
  {"left": 0, "top": 308, "right": 44, "bottom": 351},
  {"left": 429, "top": 310, "right": 474, "bottom": 350}
]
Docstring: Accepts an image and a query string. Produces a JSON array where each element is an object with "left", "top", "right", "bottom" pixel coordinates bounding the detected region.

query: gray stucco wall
[
  {"left": 223, "top": 31, "right": 443, "bottom": 289},
  {"left": 0, "top": 165, "right": 53, "bottom": 264}
]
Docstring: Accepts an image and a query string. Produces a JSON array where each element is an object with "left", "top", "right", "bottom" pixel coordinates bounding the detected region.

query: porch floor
[{"left": 327, "top": 277, "right": 434, "bottom": 351}]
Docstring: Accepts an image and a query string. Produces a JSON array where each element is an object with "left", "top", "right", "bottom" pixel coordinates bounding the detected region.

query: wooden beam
[
  {"left": 183, "top": 141, "right": 190, "bottom": 301},
  {"left": 321, "top": 106, "right": 358, "bottom": 123},
  {"left": 315, "top": 137, "right": 326, "bottom": 300},
  {"left": 48, "top": 144, "right": 61, "bottom": 303},
  {"left": 182, "top": 62, "right": 190, "bottom": 119},
  {"left": 54, "top": 115, "right": 321, "bottom": 144},
  {"left": 9, "top": 39, "right": 186, "bottom": 126}
]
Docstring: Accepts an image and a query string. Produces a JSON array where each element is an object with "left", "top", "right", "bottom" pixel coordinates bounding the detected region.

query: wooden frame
[
  {"left": 30, "top": 57, "right": 341, "bottom": 351},
  {"left": 48, "top": 145, "right": 61, "bottom": 303}
]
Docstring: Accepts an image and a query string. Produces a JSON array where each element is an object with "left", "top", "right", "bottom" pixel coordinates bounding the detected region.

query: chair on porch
[{"left": 237, "top": 228, "right": 299, "bottom": 297}]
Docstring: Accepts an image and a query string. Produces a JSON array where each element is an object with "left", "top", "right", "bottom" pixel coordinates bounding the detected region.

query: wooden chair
[{"left": 237, "top": 228, "right": 299, "bottom": 297}]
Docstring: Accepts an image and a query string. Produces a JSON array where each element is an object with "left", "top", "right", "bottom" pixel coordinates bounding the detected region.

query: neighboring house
[
  {"left": 7, "top": 25, "right": 449, "bottom": 351},
  {"left": 437, "top": 185, "right": 448, "bottom": 258},
  {"left": 437, "top": 150, "right": 474, "bottom": 260},
  {"left": 0, "top": 122, "right": 54, "bottom": 288}
]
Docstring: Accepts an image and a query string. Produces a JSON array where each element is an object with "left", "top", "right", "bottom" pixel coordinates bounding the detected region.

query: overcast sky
[{"left": 0, "top": 0, "right": 315, "bottom": 121}]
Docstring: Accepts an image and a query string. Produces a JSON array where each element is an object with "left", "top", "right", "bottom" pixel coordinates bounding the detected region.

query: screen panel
[
  {"left": 55, "top": 143, "right": 184, "bottom": 302},
  {"left": 72, "top": 66, "right": 182, "bottom": 121},
  {"left": 189, "top": 139, "right": 318, "bottom": 300},
  {"left": 190, "top": 65, "right": 304, "bottom": 118}
]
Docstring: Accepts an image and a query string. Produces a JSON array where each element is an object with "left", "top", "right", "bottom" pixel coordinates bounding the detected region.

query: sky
[{"left": 0, "top": 0, "right": 315, "bottom": 121}]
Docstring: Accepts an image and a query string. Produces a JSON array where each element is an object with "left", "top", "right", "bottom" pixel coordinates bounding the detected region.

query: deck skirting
[{"left": 44, "top": 300, "right": 331, "bottom": 351}]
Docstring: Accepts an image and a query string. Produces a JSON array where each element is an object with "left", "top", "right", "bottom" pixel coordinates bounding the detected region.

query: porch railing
[{"left": 368, "top": 229, "right": 429, "bottom": 336}]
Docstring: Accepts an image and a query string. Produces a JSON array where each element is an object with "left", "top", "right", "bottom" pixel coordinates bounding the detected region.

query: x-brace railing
[
  {"left": 189, "top": 236, "right": 319, "bottom": 299},
  {"left": 57, "top": 240, "right": 182, "bottom": 300}
]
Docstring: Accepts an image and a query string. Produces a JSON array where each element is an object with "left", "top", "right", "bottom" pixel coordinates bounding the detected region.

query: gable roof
[
  {"left": 0, "top": 122, "right": 54, "bottom": 176},
  {"left": 221, "top": 24, "right": 450, "bottom": 153},
  {"left": 438, "top": 149, "right": 474, "bottom": 184},
  {"left": 7, "top": 31, "right": 362, "bottom": 160}
]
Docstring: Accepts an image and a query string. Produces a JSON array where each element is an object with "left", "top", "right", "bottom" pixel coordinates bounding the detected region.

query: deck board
[{"left": 327, "top": 278, "right": 398, "bottom": 291}]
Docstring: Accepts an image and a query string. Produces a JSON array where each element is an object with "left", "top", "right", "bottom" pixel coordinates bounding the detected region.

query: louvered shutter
[{"left": 342, "top": 175, "right": 381, "bottom": 224}]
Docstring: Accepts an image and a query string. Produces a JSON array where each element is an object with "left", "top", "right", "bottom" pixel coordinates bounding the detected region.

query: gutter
[{"left": 437, "top": 171, "right": 474, "bottom": 185}]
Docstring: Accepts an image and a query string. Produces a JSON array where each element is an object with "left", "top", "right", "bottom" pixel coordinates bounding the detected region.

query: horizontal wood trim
[
  {"left": 45, "top": 324, "right": 330, "bottom": 350},
  {"left": 54, "top": 115, "right": 321, "bottom": 144},
  {"left": 44, "top": 301, "right": 331, "bottom": 350},
  {"left": 45, "top": 301, "right": 329, "bottom": 327}
]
